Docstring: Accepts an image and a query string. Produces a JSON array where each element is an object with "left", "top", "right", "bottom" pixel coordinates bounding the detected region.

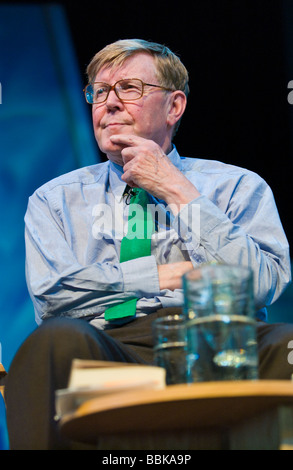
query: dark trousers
[{"left": 4, "top": 309, "right": 293, "bottom": 449}]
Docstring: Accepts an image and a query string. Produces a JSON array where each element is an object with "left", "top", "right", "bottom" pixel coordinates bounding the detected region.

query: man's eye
[
  {"left": 96, "top": 87, "right": 107, "bottom": 96},
  {"left": 120, "top": 82, "right": 139, "bottom": 91}
]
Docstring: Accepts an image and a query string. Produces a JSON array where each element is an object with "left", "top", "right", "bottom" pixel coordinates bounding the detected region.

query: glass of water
[
  {"left": 187, "top": 314, "right": 258, "bottom": 382},
  {"left": 183, "top": 264, "right": 255, "bottom": 319},
  {"left": 183, "top": 264, "right": 258, "bottom": 382},
  {"left": 152, "top": 315, "right": 190, "bottom": 385}
]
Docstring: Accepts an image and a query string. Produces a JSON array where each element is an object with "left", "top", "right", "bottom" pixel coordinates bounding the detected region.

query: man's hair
[{"left": 86, "top": 39, "right": 189, "bottom": 98}]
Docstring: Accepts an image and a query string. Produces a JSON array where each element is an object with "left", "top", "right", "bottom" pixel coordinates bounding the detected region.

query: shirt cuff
[
  {"left": 172, "top": 195, "right": 228, "bottom": 245},
  {"left": 120, "top": 255, "right": 160, "bottom": 297}
]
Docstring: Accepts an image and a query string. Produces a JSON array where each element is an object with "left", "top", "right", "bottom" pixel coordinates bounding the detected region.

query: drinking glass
[
  {"left": 183, "top": 264, "right": 255, "bottom": 319},
  {"left": 183, "top": 264, "right": 258, "bottom": 382},
  {"left": 187, "top": 314, "right": 258, "bottom": 382},
  {"left": 152, "top": 315, "right": 190, "bottom": 385}
]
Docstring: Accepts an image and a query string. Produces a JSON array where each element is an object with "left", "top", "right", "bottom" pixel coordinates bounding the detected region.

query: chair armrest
[
  {"left": 0, "top": 364, "right": 7, "bottom": 379},
  {"left": 0, "top": 364, "right": 7, "bottom": 398}
]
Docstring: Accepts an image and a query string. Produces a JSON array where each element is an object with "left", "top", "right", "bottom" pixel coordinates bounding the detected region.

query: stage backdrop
[{"left": 0, "top": 4, "right": 100, "bottom": 369}]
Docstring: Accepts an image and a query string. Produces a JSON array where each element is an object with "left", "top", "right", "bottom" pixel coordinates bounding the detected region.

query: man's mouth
[{"left": 103, "top": 122, "right": 129, "bottom": 129}]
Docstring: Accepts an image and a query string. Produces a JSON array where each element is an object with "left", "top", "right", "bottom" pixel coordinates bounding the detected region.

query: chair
[
  {"left": 0, "top": 363, "right": 7, "bottom": 399},
  {"left": 0, "top": 363, "right": 8, "bottom": 450}
]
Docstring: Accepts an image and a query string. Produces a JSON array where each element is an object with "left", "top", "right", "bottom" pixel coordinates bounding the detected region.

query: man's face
[{"left": 91, "top": 53, "right": 174, "bottom": 165}]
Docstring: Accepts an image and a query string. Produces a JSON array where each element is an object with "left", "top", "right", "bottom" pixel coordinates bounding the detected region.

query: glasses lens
[
  {"left": 115, "top": 79, "right": 143, "bottom": 101},
  {"left": 85, "top": 84, "right": 94, "bottom": 104},
  {"left": 91, "top": 83, "right": 110, "bottom": 103},
  {"left": 85, "top": 79, "right": 144, "bottom": 104}
]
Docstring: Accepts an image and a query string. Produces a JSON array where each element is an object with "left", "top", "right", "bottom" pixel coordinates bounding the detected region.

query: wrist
[{"left": 164, "top": 183, "right": 201, "bottom": 215}]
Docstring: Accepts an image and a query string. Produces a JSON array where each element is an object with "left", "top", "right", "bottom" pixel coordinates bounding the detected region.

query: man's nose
[{"left": 105, "top": 88, "right": 123, "bottom": 109}]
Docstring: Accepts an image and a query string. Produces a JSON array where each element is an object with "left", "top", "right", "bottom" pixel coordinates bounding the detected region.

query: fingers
[
  {"left": 110, "top": 134, "right": 149, "bottom": 147},
  {"left": 109, "top": 134, "right": 168, "bottom": 189},
  {"left": 110, "top": 134, "right": 165, "bottom": 164},
  {"left": 109, "top": 134, "right": 200, "bottom": 207},
  {"left": 158, "top": 261, "right": 193, "bottom": 290}
]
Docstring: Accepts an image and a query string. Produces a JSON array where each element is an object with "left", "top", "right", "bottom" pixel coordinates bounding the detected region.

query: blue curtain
[{"left": 0, "top": 4, "right": 100, "bottom": 370}]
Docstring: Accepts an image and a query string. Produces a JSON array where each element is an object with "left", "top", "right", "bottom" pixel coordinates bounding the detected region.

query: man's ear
[{"left": 166, "top": 91, "right": 187, "bottom": 128}]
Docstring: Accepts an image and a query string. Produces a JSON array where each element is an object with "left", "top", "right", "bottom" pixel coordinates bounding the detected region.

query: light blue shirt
[{"left": 24, "top": 147, "right": 291, "bottom": 327}]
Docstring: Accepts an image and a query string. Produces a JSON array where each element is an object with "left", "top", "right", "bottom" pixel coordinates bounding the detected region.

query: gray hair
[{"left": 86, "top": 39, "right": 189, "bottom": 98}]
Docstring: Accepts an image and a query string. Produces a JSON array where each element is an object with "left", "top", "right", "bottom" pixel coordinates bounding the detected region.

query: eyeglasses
[{"left": 83, "top": 78, "right": 174, "bottom": 104}]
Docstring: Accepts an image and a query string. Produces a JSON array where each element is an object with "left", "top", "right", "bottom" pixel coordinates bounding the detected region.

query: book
[{"left": 55, "top": 359, "right": 166, "bottom": 418}]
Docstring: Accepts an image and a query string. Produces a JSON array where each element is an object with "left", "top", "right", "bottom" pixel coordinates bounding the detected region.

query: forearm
[
  {"left": 26, "top": 253, "right": 123, "bottom": 322},
  {"left": 26, "top": 245, "right": 161, "bottom": 322}
]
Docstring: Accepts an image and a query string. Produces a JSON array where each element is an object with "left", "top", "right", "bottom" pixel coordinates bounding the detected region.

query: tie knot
[{"left": 126, "top": 187, "right": 149, "bottom": 207}]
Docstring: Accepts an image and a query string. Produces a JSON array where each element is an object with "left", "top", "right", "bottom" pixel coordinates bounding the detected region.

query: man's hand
[
  {"left": 157, "top": 261, "right": 193, "bottom": 291},
  {"left": 110, "top": 134, "right": 200, "bottom": 214}
]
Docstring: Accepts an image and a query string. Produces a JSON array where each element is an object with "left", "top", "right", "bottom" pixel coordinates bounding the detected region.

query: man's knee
[
  {"left": 35, "top": 317, "right": 97, "bottom": 344},
  {"left": 15, "top": 317, "right": 100, "bottom": 360}
]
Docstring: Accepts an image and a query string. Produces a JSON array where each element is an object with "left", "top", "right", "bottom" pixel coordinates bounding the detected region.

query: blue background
[{"left": 0, "top": 4, "right": 100, "bottom": 369}]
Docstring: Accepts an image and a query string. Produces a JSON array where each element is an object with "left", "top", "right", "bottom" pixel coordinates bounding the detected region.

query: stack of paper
[{"left": 55, "top": 359, "right": 166, "bottom": 418}]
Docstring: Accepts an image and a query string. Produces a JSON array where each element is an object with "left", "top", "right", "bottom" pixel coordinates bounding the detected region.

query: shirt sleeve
[
  {"left": 120, "top": 256, "right": 160, "bottom": 298},
  {"left": 172, "top": 173, "right": 291, "bottom": 311}
]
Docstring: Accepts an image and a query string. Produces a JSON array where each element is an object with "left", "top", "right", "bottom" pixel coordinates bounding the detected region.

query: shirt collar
[
  {"left": 167, "top": 145, "right": 182, "bottom": 170},
  {"left": 109, "top": 145, "right": 182, "bottom": 202},
  {"left": 109, "top": 161, "right": 127, "bottom": 202}
]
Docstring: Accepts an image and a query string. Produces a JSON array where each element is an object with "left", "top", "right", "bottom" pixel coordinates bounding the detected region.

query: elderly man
[{"left": 5, "top": 39, "right": 292, "bottom": 449}]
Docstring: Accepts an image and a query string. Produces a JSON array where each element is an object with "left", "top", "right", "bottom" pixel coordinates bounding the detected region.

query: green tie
[{"left": 104, "top": 187, "right": 154, "bottom": 321}]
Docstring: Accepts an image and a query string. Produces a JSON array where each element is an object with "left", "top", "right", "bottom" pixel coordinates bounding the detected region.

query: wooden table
[{"left": 59, "top": 380, "right": 293, "bottom": 450}]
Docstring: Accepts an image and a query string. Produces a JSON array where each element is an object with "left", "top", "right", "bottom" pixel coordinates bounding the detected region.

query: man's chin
[
  {"left": 98, "top": 137, "right": 129, "bottom": 165},
  {"left": 101, "top": 145, "right": 124, "bottom": 166},
  {"left": 106, "top": 154, "right": 124, "bottom": 166}
]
